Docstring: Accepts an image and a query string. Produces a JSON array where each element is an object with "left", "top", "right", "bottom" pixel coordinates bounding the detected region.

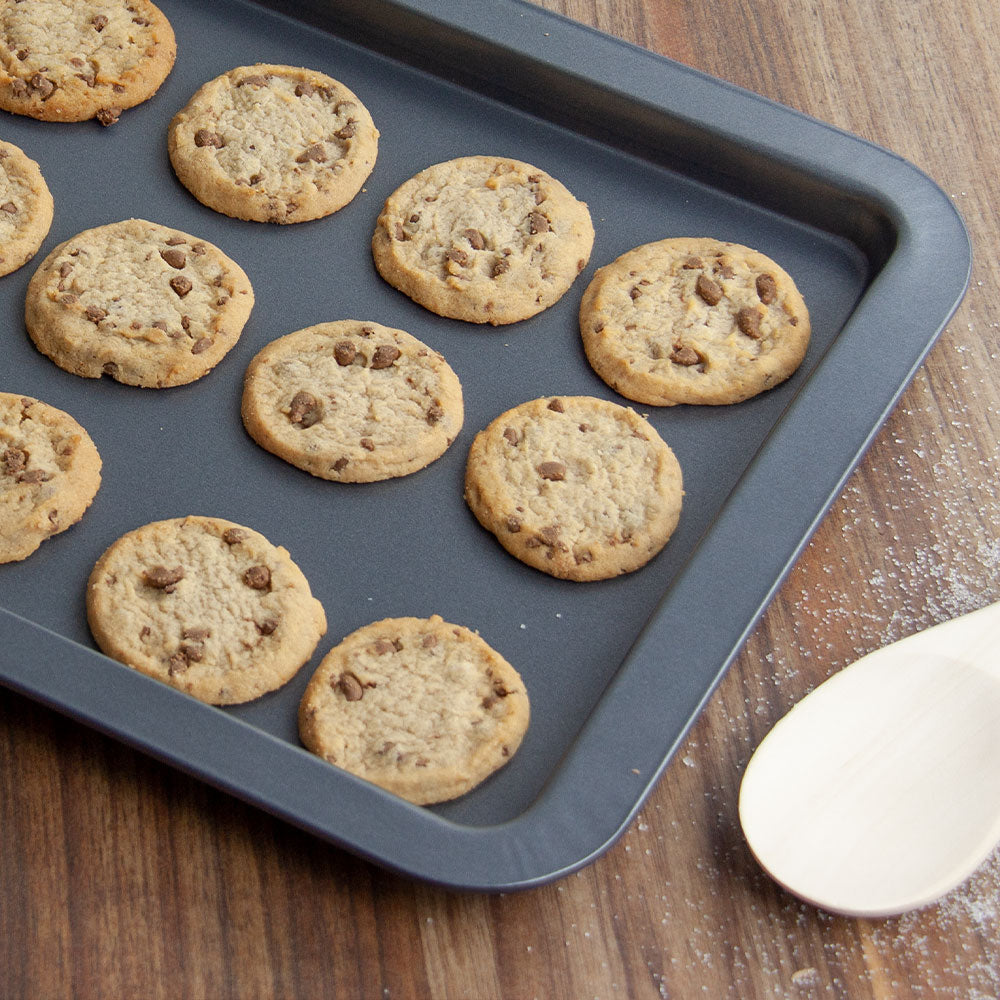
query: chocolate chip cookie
[
  {"left": 579, "top": 237, "right": 811, "bottom": 405},
  {"left": 464, "top": 395, "right": 683, "bottom": 581},
  {"left": 0, "top": 392, "right": 102, "bottom": 563},
  {"left": 0, "top": 0, "right": 176, "bottom": 124},
  {"left": 298, "top": 615, "right": 529, "bottom": 805},
  {"left": 87, "top": 516, "right": 327, "bottom": 705},
  {"left": 241, "top": 320, "right": 464, "bottom": 482},
  {"left": 168, "top": 63, "right": 379, "bottom": 224},
  {"left": 25, "top": 218, "right": 254, "bottom": 388},
  {"left": 372, "top": 155, "right": 594, "bottom": 325},
  {"left": 0, "top": 139, "right": 54, "bottom": 277}
]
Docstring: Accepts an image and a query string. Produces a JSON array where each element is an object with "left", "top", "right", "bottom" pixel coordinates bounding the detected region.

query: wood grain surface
[{"left": 2, "top": 0, "right": 999, "bottom": 996}]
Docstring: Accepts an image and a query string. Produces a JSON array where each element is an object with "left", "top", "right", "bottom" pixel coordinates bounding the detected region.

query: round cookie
[
  {"left": 372, "top": 155, "right": 594, "bottom": 325},
  {"left": 25, "top": 218, "right": 254, "bottom": 388},
  {"left": 242, "top": 320, "right": 464, "bottom": 483},
  {"left": 87, "top": 516, "right": 327, "bottom": 705},
  {"left": 298, "top": 614, "right": 529, "bottom": 805},
  {"left": 0, "top": 140, "right": 54, "bottom": 277},
  {"left": 0, "top": 392, "right": 101, "bottom": 563},
  {"left": 579, "top": 237, "right": 811, "bottom": 406},
  {"left": 0, "top": 0, "right": 176, "bottom": 125},
  {"left": 167, "top": 63, "right": 379, "bottom": 224},
  {"left": 464, "top": 395, "right": 683, "bottom": 581}
]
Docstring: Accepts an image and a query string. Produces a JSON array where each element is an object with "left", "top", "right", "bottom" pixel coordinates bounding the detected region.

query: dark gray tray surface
[{"left": 0, "top": 0, "right": 968, "bottom": 888}]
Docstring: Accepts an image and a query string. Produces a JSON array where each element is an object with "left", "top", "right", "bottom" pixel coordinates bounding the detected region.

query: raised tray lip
[{"left": 0, "top": 0, "right": 970, "bottom": 890}]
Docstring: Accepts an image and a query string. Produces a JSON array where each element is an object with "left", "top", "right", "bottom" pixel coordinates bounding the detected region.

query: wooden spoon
[{"left": 738, "top": 600, "right": 1000, "bottom": 918}]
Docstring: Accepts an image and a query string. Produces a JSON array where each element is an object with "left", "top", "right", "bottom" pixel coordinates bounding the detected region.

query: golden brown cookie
[
  {"left": 25, "top": 219, "right": 254, "bottom": 388},
  {"left": 0, "top": 0, "right": 176, "bottom": 125},
  {"left": 87, "top": 516, "right": 327, "bottom": 705},
  {"left": 242, "top": 320, "right": 463, "bottom": 482},
  {"left": 372, "top": 155, "right": 594, "bottom": 325},
  {"left": 0, "top": 392, "right": 101, "bottom": 563},
  {"left": 298, "top": 615, "right": 529, "bottom": 804},
  {"left": 464, "top": 395, "right": 683, "bottom": 581},
  {"left": 579, "top": 237, "right": 811, "bottom": 405},
  {"left": 0, "top": 139, "right": 53, "bottom": 277},
  {"left": 168, "top": 63, "right": 379, "bottom": 224}
]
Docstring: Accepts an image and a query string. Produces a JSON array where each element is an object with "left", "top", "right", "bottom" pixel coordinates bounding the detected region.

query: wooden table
[{"left": 3, "top": 0, "right": 998, "bottom": 996}]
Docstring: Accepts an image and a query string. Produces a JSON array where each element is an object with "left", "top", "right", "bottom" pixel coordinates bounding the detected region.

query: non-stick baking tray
[{"left": 0, "top": 0, "right": 969, "bottom": 889}]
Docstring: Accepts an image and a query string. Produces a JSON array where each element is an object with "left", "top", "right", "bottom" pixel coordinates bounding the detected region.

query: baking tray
[{"left": 0, "top": 0, "right": 969, "bottom": 889}]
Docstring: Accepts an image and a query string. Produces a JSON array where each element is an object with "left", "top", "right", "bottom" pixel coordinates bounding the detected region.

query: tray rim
[{"left": 0, "top": 0, "right": 971, "bottom": 890}]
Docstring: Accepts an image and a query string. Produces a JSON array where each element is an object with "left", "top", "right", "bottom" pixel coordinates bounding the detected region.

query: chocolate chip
[
  {"left": 0, "top": 202, "right": 16, "bottom": 214},
  {"left": 85, "top": 305, "right": 107, "bottom": 322},
  {"left": 16, "top": 468, "right": 47, "bottom": 484},
  {"left": 333, "top": 457, "right": 349, "bottom": 472},
  {"left": 371, "top": 345, "right": 401, "bottom": 369},
  {"left": 288, "top": 391, "right": 322, "bottom": 427},
  {"left": 538, "top": 526, "right": 561, "bottom": 546},
  {"left": 2, "top": 447, "right": 27, "bottom": 474},
  {"left": 695, "top": 273, "right": 723, "bottom": 306},
  {"left": 170, "top": 275, "right": 192, "bottom": 297},
  {"left": 671, "top": 344, "right": 701, "bottom": 366},
  {"left": 756, "top": 273, "right": 777, "bottom": 304},
  {"left": 503, "top": 427, "right": 520, "bottom": 445},
  {"left": 96, "top": 107, "right": 120, "bottom": 127},
  {"left": 394, "top": 222, "right": 408, "bottom": 241},
  {"left": 178, "top": 642, "right": 204, "bottom": 663},
  {"left": 91, "top": 14, "right": 108, "bottom": 29},
  {"left": 294, "top": 82, "right": 315, "bottom": 97},
  {"left": 445, "top": 248, "right": 469, "bottom": 267},
  {"left": 168, "top": 652, "right": 189, "bottom": 675},
  {"left": 333, "top": 340, "right": 356, "bottom": 366},
  {"left": 463, "top": 228, "right": 486, "bottom": 250},
  {"left": 336, "top": 672, "right": 364, "bottom": 701},
  {"left": 160, "top": 248, "right": 186, "bottom": 269},
  {"left": 194, "top": 129, "right": 224, "bottom": 148},
  {"left": 629, "top": 286, "right": 642, "bottom": 300},
  {"left": 183, "top": 627, "right": 210, "bottom": 641},
  {"left": 736, "top": 307, "right": 762, "bottom": 339},
  {"left": 243, "top": 565, "right": 271, "bottom": 590},
  {"left": 360, "top": 437, "right": 375, "bottom": 451},
  {"left": 295, "top": 143, "right": 327, "bottom": 163},
  {"left": 547, "top": 398, "right": 565, "bottom": 412},
  {"left": 334, "top": 121, "right": 356, "bottom": 140},
  {"left": 237, "top": 74, "right": 269, "bottom": 87},
  {"left": 537, "top": 461, "right": 566, "bottom": 481},
  {"left": 426, "top": 403, "right": 444, "bottom": 425},
  {"left": 421, "top": 633, "right": 438, "bottom": 648},
  {"left": 682, "top": 256, "right": 703, "bottom": 269},
  {"left": 256, "top": 618, "right": 279, "bottom": 636},
  {"left": 222, "top": 527, "right": 247, "bottom": 545},
  {"left": 528, "top": 211, "right": 551, "bottom": 235},
  {"left": 191, "top": 338, "right": 212, "bottom": 354},
  {"left": 143, "top": 565, "right": 185, "bottom": 589},
  {"left": 492, "top": 257, "right": 510, "bottom": 278},
  {"left": 29, "top": 74, "right": 54, "bottom": 98},
  {"left": 506, "top": 515, "right": 522, "bottom": 533}
]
